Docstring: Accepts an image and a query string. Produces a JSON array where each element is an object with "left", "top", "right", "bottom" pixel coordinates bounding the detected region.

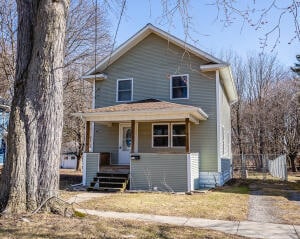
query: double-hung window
[
  {"left": 170, "top": 74, "right": 189, "bottom": 99},
  {"left": 152, "top": 123, "right": 186, "bottom": 148},
  {"left": 152, "top": 124, "right": 169, "bottom": 147},
  {"left": 172, "top": 123, "right": 186, "bottom": 147},
  {"left": 117, "top": 78, "right": 133, "bottom": 102}
]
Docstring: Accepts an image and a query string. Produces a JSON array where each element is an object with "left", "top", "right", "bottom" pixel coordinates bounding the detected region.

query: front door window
[{"left": 122, "top": 127, "right": 131, "bottom": 151}]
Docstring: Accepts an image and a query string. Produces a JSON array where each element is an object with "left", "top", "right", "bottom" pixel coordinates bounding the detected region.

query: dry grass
[
  {"left": 0, "top": 213, "right": 247, "bottom": 239},
  {"left": 246, "top": 172, "right": 300, "bottom": 184},
  {"left": 79, "top": 186, "right": 249, "bottom": 221}
]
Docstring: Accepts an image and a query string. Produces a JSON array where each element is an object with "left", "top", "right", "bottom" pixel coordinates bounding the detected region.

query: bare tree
[
  {"left": 0, "top": 0, "right": 111, "bottom": 173},
  {"left": 228, "top": 51, "right": 299, "bottom": 171},
  {"left": 0, "top": 0, "right": 70, "bottom": 213},
  {"left": 63, "top": 75, "right": 92, "bottom": 171},
  {"left": 0, "top": 0, "right": 17, "bottom": 100},
  {"left": 212, "top": 1, "right": 300, "bottom": 51},
  {"left": 62, "top": 1, "right": 111, "bottom": 171}
]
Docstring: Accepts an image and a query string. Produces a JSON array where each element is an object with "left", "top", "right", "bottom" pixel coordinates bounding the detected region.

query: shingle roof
[
  {"left": 82, "top": 99, "right": 204, "bottom": 114},
  {"left": 75, "top": 99, "right": 208, "bottom": 123}
]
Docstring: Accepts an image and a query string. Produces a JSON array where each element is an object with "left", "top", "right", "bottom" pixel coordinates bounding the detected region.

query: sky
[{"left": 106, "top": 0, "right": 299, "bottom": 68}]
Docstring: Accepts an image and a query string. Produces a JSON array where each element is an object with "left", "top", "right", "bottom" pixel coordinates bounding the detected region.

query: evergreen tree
[{"left": 291, "top": 55, "right": 300, "bottom": 75}]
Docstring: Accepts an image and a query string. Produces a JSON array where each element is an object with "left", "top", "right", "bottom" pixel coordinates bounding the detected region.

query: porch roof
[{"left": 74, "top": 99, "right": 208, "bottom": 124}]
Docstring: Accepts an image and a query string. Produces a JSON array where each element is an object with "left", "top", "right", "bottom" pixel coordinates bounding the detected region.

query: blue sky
[{"left": 107, "top": 0, "right": 299, "bottom": 67}]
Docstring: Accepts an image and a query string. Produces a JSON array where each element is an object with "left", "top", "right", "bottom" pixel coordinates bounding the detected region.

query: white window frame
[
  {"left": 116, "top": 78, "right": 133, "bottom": 102},
  {"left": 152, "top": 123, "right": 169, "bottom": 148},
  {"left": 171, "top": 123, "right": 186, "bottom": 148},
  {"left": 170, "top": 74, "right": 189, "bottom": 100}
]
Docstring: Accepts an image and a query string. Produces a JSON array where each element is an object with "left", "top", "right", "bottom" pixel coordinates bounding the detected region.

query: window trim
[
  {"left": 170, "top": 74, "right": 189, "bottom": 100},
  {"left": 152, "top": 123, "right": 169, "bottom": 148},
  {"left": 116, "top": 78, "right": 133, "bottom": 102},
  {"left": 152, "top": 123, "right": 187, "bottom": 148},
  {"left": 171, "top": 123, "right": 186, "bottom": 148}
]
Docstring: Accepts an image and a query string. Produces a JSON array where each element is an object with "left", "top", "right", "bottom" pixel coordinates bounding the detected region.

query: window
[
  {"left": 172, "top": 124, "right": 186, "bottom": 147},
  {"left": 170, "top": 74, "right": 189, "bottom": 99},
  {"left": 152, "top": 123, "right": 186, "bottom": 148},
  {"left": 117, "top": 79, "right": 133, "bottom": 102},
  {"left": 152, "top": 124, "right": 169, "bottom": 147}
]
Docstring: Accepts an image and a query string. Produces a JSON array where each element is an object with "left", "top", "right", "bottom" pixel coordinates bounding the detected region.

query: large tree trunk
[{"left": 0, "top": 0, "right": 70, "bottom": 213}]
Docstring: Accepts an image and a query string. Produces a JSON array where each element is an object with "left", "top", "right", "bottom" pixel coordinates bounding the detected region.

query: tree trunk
[
  {"left": 76, "top": 154, "right": 82, "bottom": 172},
  {"left": 289, "top": 152, "right": 297, "bottom": 172},
  {"left": 0, "top": 0, "right": 70, "bottom": 213}
]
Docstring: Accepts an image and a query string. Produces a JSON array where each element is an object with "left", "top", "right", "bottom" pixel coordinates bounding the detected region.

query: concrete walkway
[
  {"left": 77, "top": 209, "right": 300, "bottom": 239},
  {"left": 67, "top": 192, "right": 110, "bottom": 204}
]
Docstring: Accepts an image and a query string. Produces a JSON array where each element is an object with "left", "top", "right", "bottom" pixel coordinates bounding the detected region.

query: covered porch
[{"left": 76, "top": 99, "right": 208, "bottom": 192}]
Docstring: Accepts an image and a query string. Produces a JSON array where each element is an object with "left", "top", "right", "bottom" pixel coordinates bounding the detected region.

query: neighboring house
[
  {"left": 0, "top": 98, "right": 10, "bottom": 165},
  {"left": 75, "top": 24, "right": 238, "bottom": 192}
]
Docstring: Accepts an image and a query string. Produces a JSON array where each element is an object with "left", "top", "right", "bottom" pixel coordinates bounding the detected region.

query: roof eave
[
  {"left": 81, "top": 73, "right": 107, "bottom": 83},
  {"left": 219, "top": 67, "right": 238, "bottom": 103},
  {"left": 73, "top": 107, "right": 208, "bottom": 123}
]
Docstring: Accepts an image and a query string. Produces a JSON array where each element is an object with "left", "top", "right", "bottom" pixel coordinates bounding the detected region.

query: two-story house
[{"left": 75, "top": 24, "right": 238, "bottom": 192}]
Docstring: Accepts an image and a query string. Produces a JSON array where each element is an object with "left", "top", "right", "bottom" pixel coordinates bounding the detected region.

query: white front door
[{"left": 118, "top": 124, "right": 131, "bottom": 165}]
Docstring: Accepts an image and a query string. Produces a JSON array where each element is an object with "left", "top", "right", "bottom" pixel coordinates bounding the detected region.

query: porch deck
[{"left": 100, "top": 165, "right": 130, "bottom": 174}]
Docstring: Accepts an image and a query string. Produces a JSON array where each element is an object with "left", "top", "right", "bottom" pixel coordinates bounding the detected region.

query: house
[
  {"left": 74, "top": 24, "right": 238, "bottom": 192},
  {"left": 0, "top": 98, "right": 10, "bottom": 165}
]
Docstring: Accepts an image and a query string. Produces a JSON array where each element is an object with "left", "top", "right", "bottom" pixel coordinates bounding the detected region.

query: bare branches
[
  {"left": 227, "top": 51, "right": 299, "bottom": 170},
  {"left": 211, "top": 0, "right": 300, "bottom": 51}
]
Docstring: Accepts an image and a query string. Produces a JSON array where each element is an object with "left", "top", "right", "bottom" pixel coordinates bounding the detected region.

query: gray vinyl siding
[
  {"left": 130, "top": 153, "right": 188, "bottom": 192},
  {"left": 94, "top": 33, "right": 218, "bottom": 172},
  {"left": 219, "top": 82, "right": 231, "bottom": 158},
  {"left": 93, "top": 123, "right": 119, "bottom": 164},
  {"left": 85, "top": 153, "right": 99, "bottom": 186}
]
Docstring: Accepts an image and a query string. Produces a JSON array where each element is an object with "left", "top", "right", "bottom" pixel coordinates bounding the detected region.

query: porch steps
[{"left": 87, "top": 172, "right": 129, "bottom": 192}]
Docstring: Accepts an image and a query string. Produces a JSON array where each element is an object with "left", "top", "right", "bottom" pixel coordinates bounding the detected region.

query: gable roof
[
  {"left": 85, "top": 23, "right": 225, "bottom": 76},
  {"left": 83, "top": 24, "right": 238, "bottom": 103}
]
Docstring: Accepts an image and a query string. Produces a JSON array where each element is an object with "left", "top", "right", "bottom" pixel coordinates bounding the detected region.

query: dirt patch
[
  {"left": 247, "top": 181, "right": 300, "bottom": 225},
  {"left": 248, "top": 189, "right": 284, "bottom": 223}
]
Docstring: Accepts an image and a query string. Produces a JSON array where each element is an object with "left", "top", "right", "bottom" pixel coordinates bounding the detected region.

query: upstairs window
[
  {"left": 170, "top": 74, "right": 189, "bottom": 99},
  {"left": 117, "top": 79, "right": 133, "bottom": 102}
]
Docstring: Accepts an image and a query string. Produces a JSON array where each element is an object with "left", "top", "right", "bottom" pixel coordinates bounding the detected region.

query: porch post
[
  {"left": 185, "top": 118, "right": 190, "bottom": 153},
  {"left": 131, "top": 120, "right": 135, "bottom": 153},
  {"left": 85, "top": 121, "right": 91, "bottom": 152}
]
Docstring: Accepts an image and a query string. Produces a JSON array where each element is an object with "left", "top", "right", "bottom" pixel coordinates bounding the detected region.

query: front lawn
[
  {"left": 0, "top": 213, "right": 248, "bottom": 239},
  {"left": 79, "top": 186, "right": 249, "bottom": 221}
]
